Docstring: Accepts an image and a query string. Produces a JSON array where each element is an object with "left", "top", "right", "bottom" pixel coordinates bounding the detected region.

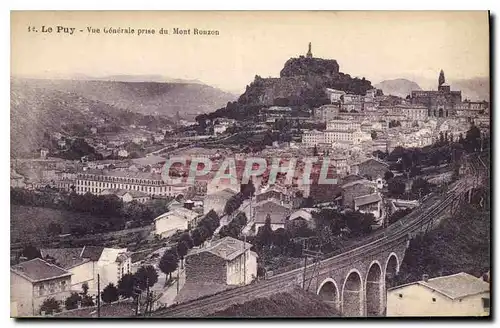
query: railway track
[{"left": 152, "top": 176, "right": 474, "bottom": 317}]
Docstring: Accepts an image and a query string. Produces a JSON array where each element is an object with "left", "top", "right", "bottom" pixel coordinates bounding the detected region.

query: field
[
  {"left": 10, "top": 205, "right": 154, "bottom": 251},
  {"left": 11, "top": 205, "right": 96, "bottom": 244}
]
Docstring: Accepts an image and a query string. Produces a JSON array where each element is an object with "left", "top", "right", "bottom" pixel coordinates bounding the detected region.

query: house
[
  {"left": 288, "top": 208, "right": 319, "bottom": 228},
  {"left": 166, "top": 198, "right": 184, "bottom": 211},
  {"left": 353, "top": 193, "right": 382, "bottom": 220},
  {"left": 185, "top": 236, "right": 257, "bottom": 286},
  {"left": 203, "top": 188, "right": 238, "bottom": 215},
  {"left": 255, "top": 185, "right": 291, "bottom": 205},
  {"left": 350, "top": 158, "right": 390, "bottom": 180},
  {"left": 341, "top": 179, "right": 377, "bottom": 209},
  {"left": 253, "top": 199, "right": 292, "bottom": 231},
  {"left": 97, "top": 248, "right": 132, "bottom": 288},
  {"left": 39, "top": 246, "right": 130, "bottom": 295},
  {"left": 387, "top": 272, "right": 490, "bottom": 317},
  {"left": 100, "top": 189, "right": 151, "bottom": 203},
  {"left": 40, "top": 248, "right": 95, "bottom": 292},
  {"left": 154, "top": 207, "right": 200, "bottom": 238},
  {"left": 11, "top": 258, "right": 72, "bottom": 317}
]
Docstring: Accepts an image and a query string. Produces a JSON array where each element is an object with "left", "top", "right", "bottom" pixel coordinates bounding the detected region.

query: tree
[
  {"left": 388, "top": 208, "right": 412, "bottom": 225},
  {"left": 241, "top": 180, "right": 256, "bottom": 200},
  {"left": 224, "top": 194, "right": 242, "bottom": 215},
  {"left": 388, "top": 178, "right": 406, "bottom": 197},
  {"left": 117, "top": 273, "right": 136, "bottom": 298},
  {"left": 371, "top": 131, "right": 378, "bottom": 140},
  {"left": 384, "top": 171, "right": 394, "bottom": 181},
  {"left": 412, "top": 178, "right": 433, "bottom": 198},
  {"left": 465, "top": 124, "right": 481, "bottom": 152},
  {"left": 64, "top": 292, "right": 81, "bottom": 310},
  {"left": 40, "top": 297, "right": 61, "bottom": 315},
  {"left": 81, "top": 282, "right": 89, "bottom": 296},
  {"left": 179, "top": 232, "right": 194, "bottom": 249},
  {"left": 176, "top": 240, "right": 189, "bottom": 268},
  {"left": 134, "top": 265, "right": 158, "bottom": 291},
  {"left": 21, "top": 245, "right": 41, "bottom": 260},
  {"left": 344, "top": 211, "right": 376, "bottom": 237},
  {"left": 191, "top": 228, "right": 204, "bottom": 247},
  {"left": 101, "top": 283, "right": 119, "bottom": 304},
  {"left": 257, "top": 215, "right": 274, "bottom": 247},
  {"left": 159, "top": 250, "right": 178, "bottom": 281},
  {"left": 81, "top": 294, "right": 94, "bottom": 307}
]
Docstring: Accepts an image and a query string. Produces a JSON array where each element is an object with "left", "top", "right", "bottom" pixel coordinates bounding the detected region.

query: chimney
[{"left": 422, "top": 274, "right": 429, "bottom": 282}]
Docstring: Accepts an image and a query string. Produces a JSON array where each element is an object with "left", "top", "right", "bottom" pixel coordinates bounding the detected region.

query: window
[
  {"left": 432, "top": 298, "right": 436, "bottom": 302},
  {"left": 39, "top": 285, "right": 45, "bottom": 296},
  {"left": 398, "top": 294, "right": 403, "bottom": 298},
  {"left": 482, "top": 298, "right": 490, "bottom": 310},
  {"left": 49, "top": 282, "right": 55, "bottom": 293},
  {"left": 61, "top": 280, "right": 67, "bottom": 291}
]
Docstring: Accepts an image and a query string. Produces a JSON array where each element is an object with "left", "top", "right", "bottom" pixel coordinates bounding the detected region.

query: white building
[
  {"left": 40, "top": 246, "right": 131, "bottom": 295},
  {"left": 11, "top": 258, "right": 72, "bottom": 317},
  {"left": 302, "top": 129, "right": 325, "bottom": 146},
  {"left": 97, "top": 248, "right": 132, "bottom": 288},
  {"left": 100, "top": 189, "right": 151, "bottom": 203},
  {"left": 154, "top": 207, "right": 200, "bottom": 238},
  {"left": 327, "top": 120, "right": 361, "bottom": 131},
  {"left": 387, "top": 272, "right": 490, "bottom": 317},
  {"left": 325, "top": 88, "right": 346, "bottom": 103}
]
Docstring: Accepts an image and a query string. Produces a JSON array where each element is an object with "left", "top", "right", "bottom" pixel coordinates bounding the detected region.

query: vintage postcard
[{"left": 10, "top": 11, "right": 490, "bottom": 318}]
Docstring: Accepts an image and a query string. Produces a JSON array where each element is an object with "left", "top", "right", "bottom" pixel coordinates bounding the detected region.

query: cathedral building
[{"left": 410, "top": 70, "right": 462, "bottom": 118}]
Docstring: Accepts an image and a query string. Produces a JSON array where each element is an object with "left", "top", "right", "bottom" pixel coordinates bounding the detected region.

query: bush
[
  {"left": 40, "top": 297, "right": 61, "bottom": 315},
  {"left": 101, "top": 283, "right": 119, "bottom": 304},
  {"left": 64, "top": 292, "right": 81, "bottom": 310}
]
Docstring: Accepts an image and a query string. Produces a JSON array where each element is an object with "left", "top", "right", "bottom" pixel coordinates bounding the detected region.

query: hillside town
[{"left": 11, "top": 35, "right": 490, "bottom": 318}]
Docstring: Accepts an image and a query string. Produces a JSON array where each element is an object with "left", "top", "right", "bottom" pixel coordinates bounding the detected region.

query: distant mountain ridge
[
  {"left": 376, "top": 76, "right": 489, "bottom": 101},
  {"left": 11, "top": 77, "right": 237, "bottom": 120},
  {"left": 374, "top": 79, "right": 422, "bottom": 98}
]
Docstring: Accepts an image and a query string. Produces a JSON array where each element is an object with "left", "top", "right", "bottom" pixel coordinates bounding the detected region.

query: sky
[{"left": 11, "top": 11, "right": 490, "bottom": 94}]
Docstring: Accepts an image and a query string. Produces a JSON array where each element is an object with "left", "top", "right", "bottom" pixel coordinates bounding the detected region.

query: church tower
[
  {"left": 438, "top": 69, "right": 445, "bottom": 87},
  {"left": 306, "top": 42, "right": 313, "bottom": 58}
]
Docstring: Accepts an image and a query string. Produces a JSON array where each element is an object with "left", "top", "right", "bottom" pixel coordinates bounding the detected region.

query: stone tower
[
  {"left": 438, "top": 69, "right": 445, "bottom": 87},
  {"left": 306, "top": 42, "right": 313, "bottom": 58}
]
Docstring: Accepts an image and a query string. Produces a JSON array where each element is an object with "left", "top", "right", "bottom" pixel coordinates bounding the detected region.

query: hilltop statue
[
  {"left": 438, "top": 69, "right": 445, "bottom": 87},
  {"left": 306, "top": 42, "right": 313, "bottom": 58}
]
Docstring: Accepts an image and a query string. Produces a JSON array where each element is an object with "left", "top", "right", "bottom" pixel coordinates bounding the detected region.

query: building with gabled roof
[
  {"left": 184, "top": 237, "right": 257, "bottom": 292},
  {"left": 253, "top": 199, "right": 292, "bottom": 231},
  {"left": 387, "top": 272, "right": 490, "bottom": 317},
  {"left": 154, "top": 207, "right": 201, "bottom": 238},
  {"left": 11, "top": 258, "right": 72, "bottom": 317}
]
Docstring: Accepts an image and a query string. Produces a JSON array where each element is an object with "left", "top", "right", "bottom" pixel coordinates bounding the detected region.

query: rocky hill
[
  {"left": 374, "top": 79, "right": 422, "bottom": 98},
  {"left": 200, "top": 55, "right": 373, "bottom": 122}
]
